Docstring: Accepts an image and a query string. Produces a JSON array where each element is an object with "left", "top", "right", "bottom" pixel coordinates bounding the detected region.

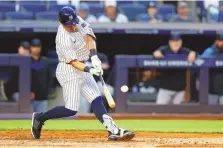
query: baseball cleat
[
  {"left": 31, "top": 112, "right": 44, "bottom": 139},
  {"left": 108, "top": 128, "right": 135, "bottom": 141}
]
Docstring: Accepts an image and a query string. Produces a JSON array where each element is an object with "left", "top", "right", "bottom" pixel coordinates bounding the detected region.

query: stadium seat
[
  {"left": 5, "top": 12, "right": 34, "bottom": 20},
  {"left": 0, "top": 1, "right": 15, "bottom": 4},
  {"left": 18, "top": 1, "right": 46, "bottom": 5},
  {"left": 219, "top": 12, "right": 223, "bottom": 22},
  {"left": 158, "top": 4, "right": 176, "bottom": 16},
  {"left": 47, "top": 1, "right": 57, "bottom": 6},
  {"left": 165, "top": 13, "right": 176, "bottom": 22},
  {"left": 119, "top": 4, "right": 146, "bottom": 21},
  {"left": 135, "top": 13, "right": 148, "bottom": 22},
  {"left": 0, "top": 12, "right": 3, "bottom": 20},
  {"left": 0, "top": 3, "right": 15, "bottom": 13},
  {"left": 80, "top": 1, "right": 101, "bottom": 4},
  {"left": 136, "top": 1, "right": 157, "bottom": 6},
  {"left": 48, "top": 4, "right": 75, "bottom": 12},
  {"left": 209, "top": 12, "right": 219, "bottom": 22},
  {"left": 36, "top": 11, "right": 58, "bottom": 20},
  {"left": 117, "top": 0, "right": 133, "bottom": 5},
  {"left": 89, "top": 4, "right": 104, "bottom": 17},
  {"left": 20, "top": 3, "right": 46, "bottom": 13}
]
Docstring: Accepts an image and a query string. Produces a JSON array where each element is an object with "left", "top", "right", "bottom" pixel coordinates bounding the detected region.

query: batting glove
[
  {"left": 91, "top": 55, "right": 102, "bottom": 71},
  {"left": 90, "top": 68, "right": 103, "bottom": 76}
]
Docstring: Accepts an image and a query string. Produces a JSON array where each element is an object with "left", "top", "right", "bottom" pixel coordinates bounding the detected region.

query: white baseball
[{"left": 121, "top": 85, "right": 129, "bottom": 93}]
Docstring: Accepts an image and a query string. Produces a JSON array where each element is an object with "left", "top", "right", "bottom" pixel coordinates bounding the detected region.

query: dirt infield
[
  {"left": 1, "top": 113, "right": 223, "bottom": 147},
  {"left": 1, "top": 131, "right": 223, "bottom": 148}
]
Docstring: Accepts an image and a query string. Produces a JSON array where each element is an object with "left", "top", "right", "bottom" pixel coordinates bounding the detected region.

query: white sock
[{"left": 102, "top": 114, "right": 119, "bottom": 134}]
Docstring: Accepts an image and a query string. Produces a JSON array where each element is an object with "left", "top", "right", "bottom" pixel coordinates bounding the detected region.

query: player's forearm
[
  {"left": 69, "top": 60, "right": 100, "bottom": 75},
  {"left": 69, "top": 60, "right": 89, "bottom": 72},
  {"left": 84, "top": 35, "right": 102, "bottom": 71}
]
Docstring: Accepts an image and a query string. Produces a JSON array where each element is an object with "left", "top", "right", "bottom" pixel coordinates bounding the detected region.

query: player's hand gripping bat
[{"left": 99, "top": 72, "right": 116, "bottom": 108}]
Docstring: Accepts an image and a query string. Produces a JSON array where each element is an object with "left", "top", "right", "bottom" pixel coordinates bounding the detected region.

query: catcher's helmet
[{"left": 58, "top": 6, "right": 79, "bottom": 26}]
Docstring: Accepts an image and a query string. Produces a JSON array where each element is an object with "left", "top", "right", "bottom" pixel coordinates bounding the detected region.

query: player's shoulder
[
  {"left": 56, "top": 24, "right": 63, "bottom": 33},
  {"left": 56, "top": 25, "right": 69, "bottom": 42},
  {"left": 56, "top": 25, "right": 66, "bottom": 36}
]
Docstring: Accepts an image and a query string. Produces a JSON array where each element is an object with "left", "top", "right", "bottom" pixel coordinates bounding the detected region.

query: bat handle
[{"left": 99, "top": 72, "right": 105, "bottom": 86}]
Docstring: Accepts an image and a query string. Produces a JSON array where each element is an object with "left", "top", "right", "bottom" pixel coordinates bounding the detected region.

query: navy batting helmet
[{"left": 58, "top": 6, "right": 79, "bottom": 26}]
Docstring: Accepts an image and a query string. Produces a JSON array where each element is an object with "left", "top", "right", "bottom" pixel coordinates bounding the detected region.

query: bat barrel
[{"left": 109, "top": 102, "right": 116, "bottom": 108}]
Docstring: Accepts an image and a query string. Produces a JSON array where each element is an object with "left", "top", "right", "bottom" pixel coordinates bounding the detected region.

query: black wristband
[
  {"left": 84, "top": 66, "right": 91, "bottom": 72},
  {"left": 90, "top": 49, "right": 97, "bottom": 57}
]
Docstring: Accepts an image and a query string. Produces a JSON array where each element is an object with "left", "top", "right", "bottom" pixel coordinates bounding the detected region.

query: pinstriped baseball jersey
[{"left": 55, "top": 16, "right": 101, "bottom": 111}]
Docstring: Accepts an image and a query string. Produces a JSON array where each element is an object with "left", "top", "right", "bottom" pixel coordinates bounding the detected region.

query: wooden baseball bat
[{"left": 99, "top": 73, "right": 116, "bottom": 108}]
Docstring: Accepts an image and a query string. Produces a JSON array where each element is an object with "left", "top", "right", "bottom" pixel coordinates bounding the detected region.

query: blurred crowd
[{"left": 0, "top": 0, "right": 222, "bottom": 23}]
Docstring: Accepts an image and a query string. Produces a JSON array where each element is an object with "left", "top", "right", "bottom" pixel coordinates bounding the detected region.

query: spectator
[
  {"left": 170, "top": 2, "right": 194, "bottom": 22},
  {"left": 98, "top": 0, "right": 129, "bottom": 23},
  {"left": 77, "top": 3, "right": 97, "bottom": 23},
  {"left": 204, "top": 0, "right": 219, "bottom": 22},
  {"left": 18, "top": 41, "right": 30, "bottom": 56},
  {"left": 4, "top": 41, "right": 31, "bottom": 102},
  {"left": 153, "top": 33, "right": 196, "bottom": 104},
  {"left": 29, "top": 38, "right": 53, "bottom": 112},
  {"left": 201, "top": 34, "right": 223, "bottom": 104},
  {"left": 202, "top": 34, "right": 223, "bottom": 57},
  {"left": 132, "top": 70, "right": 159, "bottom": 94},
  {"left": 139, "top": 2, "right": 163, "bottom": 23}
]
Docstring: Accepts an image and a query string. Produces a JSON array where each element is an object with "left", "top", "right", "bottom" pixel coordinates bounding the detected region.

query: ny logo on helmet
[{"left": 69, "top": 15, "right": 73, "bottom": 21}]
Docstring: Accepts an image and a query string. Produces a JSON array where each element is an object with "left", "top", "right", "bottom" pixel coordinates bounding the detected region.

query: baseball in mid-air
[{"left": 121, "top": 85, "right": 129, "bottom": 93}]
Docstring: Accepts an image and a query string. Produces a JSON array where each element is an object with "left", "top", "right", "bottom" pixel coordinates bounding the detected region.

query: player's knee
[
  {"left": 64, "top": 106, "right": 78, "bottom": 115},
  {"left": 70, "top": 110, "right": 78, "bottom": 115},
  {"left": 91, "top": 96, "right": 103, "bottom": 105}
]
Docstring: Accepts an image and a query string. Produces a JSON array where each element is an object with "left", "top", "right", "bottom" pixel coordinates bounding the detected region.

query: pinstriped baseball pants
[{"left": 56, "top": 63, "right": 101, "bottom": 111}]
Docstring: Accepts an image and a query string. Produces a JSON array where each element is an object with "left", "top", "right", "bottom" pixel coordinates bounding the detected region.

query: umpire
[{"left": 153, "top": 33, "right": 196, "bottom": 104}]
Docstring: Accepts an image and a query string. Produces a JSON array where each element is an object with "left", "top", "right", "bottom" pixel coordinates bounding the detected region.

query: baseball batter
[{"left": 31, "top": 6, "right": 134, "bottom": 141}]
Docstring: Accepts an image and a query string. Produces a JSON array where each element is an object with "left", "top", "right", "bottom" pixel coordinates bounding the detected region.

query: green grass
[{"left": 0, "top": 120, "right": 223, "bottom": 133}]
